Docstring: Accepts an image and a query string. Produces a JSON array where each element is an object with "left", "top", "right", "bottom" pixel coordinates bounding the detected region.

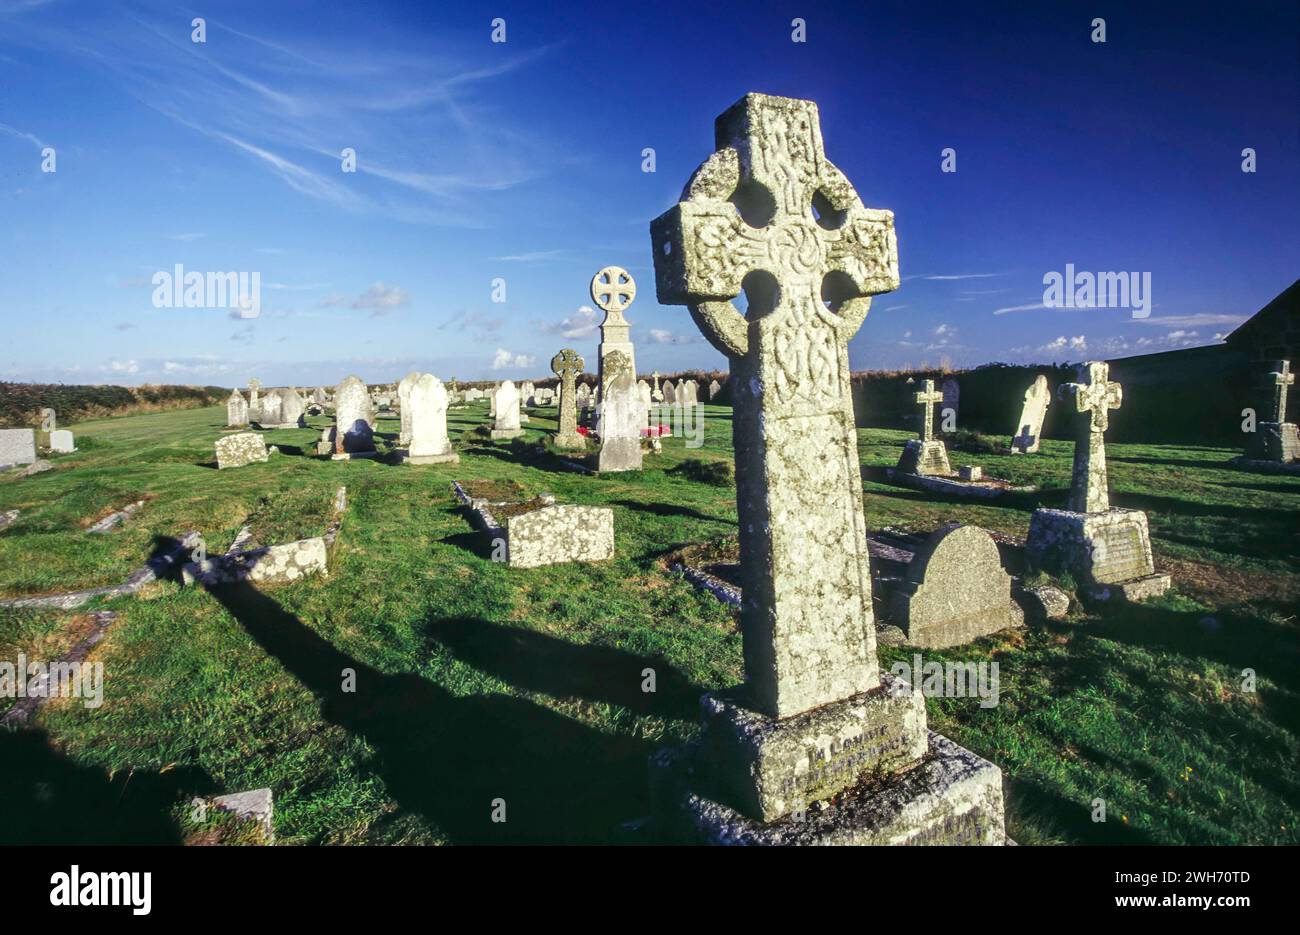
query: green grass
[{"left": 0, "top": 402, "right": 1296, "bottom": 844}]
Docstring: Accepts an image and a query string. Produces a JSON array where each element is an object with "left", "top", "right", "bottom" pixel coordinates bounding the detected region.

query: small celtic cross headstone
[
  {"left": 551, "top": 348, "right": 587, "bottom": 449},
  {"left": 651, "top": 92, "right": 899, "bottom": 718},
  {"left": 914, "top": 379, "right": 944, "bottom": 441},
  {"left": 1060, "top": 361, "right": 1122, "bottom": 513}
]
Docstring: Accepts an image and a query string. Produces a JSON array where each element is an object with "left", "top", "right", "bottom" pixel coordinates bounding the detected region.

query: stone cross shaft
[
  {"left": 914, "top": 379, "right": 943, "bottom": 441},
  {"left": 651, "top": 93, "right": 899, "bottom": 719},
  {"left": 1268, "top": 360, "right": 1294, "bottom": 424},
  {"left": 551, "top": 348, "right": 585, "bottom": 445},
  {"left": 1061, "top": 360, "right": 1122, "bottom": 513}
]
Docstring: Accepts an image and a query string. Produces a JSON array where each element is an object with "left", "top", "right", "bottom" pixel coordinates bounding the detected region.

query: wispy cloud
[
  {"left": 992, "top": 302, "right": 1049, "bottom": 315},
  {"left": 0, "top": 120, "right": 45, "bottom": 149},
  {"left": 489, "top": 249, "right": 565, "bottom": 263},
  {"left": 351, "top": 282, "right": 410, "bottom": 315}
]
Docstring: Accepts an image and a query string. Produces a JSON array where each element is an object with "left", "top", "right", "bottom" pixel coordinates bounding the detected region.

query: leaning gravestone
[
  {"left": 330, "top": 376, "right": 377, "bottom": 459},
  {"left": 662, "top": 380, "right": 676, "bottom": 405},
  {"left": 0, "top": 429, "right": 37, "bottom": 469},
  {"left": 215, "top": 432, "right": 270, "bottom": 470},
  {"left": 648, "top": 92, "right": 1005, "bottom": 844},
  {"left": 406, "top": 374, "right": 459, "bottom": 464},
  {"left": 491, "top": 380, "right": 523, "bottom": 440},
  {"left": 597, "top": 350, "right": 642, "bottom": 472},
  {"left": 1026, "top": 361, "right": 1170, "bottom": 601},
  {"left": 552, "top": 349, "right": 587, "bottom": 450},
  {"left": 227, "top": 390, "right": 249, "bottom": 427},
  {"left": 889, "top": 524, "right": 1023, "bottom": 648},
  {"left": 895, "top": 379, "right": 951, "bottom": 475},
  {"left": 708, "top": 379, "right": 722, "bottom": 400},
  {"left": 397, "top": 371, "right": 422, "bottom": 447},
  {"left": 1011, "top": 374, "right": 1050, "bottom": 454}
]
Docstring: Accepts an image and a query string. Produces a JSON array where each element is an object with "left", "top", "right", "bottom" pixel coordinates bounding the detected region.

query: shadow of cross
[
  {"left": 1060, "top": 360, "right": 1123, "bottom": 513},
  {"left": 650, "top": 93, "right": 899, "bottom": 720}
]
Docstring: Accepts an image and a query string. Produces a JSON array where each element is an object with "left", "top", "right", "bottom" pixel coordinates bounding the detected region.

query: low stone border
[
  {"left": 86, "top": 499, "right": 146, "bottom": 534},
  {"left": 182, "top": 486, "right": 347, "bottom": 588},
  {"left": 191, "top": 788, "right": 275, "bottom": 844},
  {"left": 672, "top": 562, "right": 741, "bottom": 608},
  {"left": 885, "top": 468, "right": 1038, "bottom": 499},
  {"left": 0, "top": 610, "right": 118, "bottom": 726},
  {"left": 0, "top": 531, "right": 201, "bottom": 610}
]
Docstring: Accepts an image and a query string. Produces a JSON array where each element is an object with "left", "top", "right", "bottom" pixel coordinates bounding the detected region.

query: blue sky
[{"left": 1, "top": 0, "right": 1296, "bottom": 387}]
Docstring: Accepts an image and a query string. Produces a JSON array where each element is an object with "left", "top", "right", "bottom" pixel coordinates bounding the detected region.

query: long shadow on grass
[
  {"left": 1005, "top": 776, "right": 1157, "bottom": 845},
  {"left": 428, "top": 618, "right": 706, "bottom": 720},
  {"left": 0, "top": 727, "right": 210, "bottom": 844},
  {"left": 612, "top": 499, "right": 730, "bottom": 524},
  {"left": 204, "top": 582, "right": 655, "bottom": 844}
]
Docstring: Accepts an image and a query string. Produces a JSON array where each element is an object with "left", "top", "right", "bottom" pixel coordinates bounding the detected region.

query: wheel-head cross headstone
[
  {"left": 590, "top": 266, "right": 636, "bottom": 315},
  {"left": 650, "top": 93, "right": 899, "bottom": 719}
]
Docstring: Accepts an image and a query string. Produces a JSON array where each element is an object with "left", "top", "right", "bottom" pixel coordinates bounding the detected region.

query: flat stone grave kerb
[
  {"left": 0, "top": 609, "right": 120, "bottom": 726},
  {"left": 183, "top": 487, "right": 347, "bottom": 588},
  {"left": 0, "top": 531, "right": 201, "bottom": 611},
  {"left": 884, "top": 465, "right": 1039, "bottom": 499},
  {"left": 85, "top": 499, "right": 147, "bottom": 534}
]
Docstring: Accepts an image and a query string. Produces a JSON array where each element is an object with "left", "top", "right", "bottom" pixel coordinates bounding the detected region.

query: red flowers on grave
[{"left": 641, "top": 424, "right": 672, "bottom": 438}]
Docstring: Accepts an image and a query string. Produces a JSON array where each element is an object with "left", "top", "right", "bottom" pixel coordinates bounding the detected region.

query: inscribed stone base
[
  {"left": 1026, "top": 507, "right": 1162, "bottom": 591},
  {"left": 597, "top": 438, "right": 642, "bottom": 472},
  {"left": 1244, "top": 422, "right": 1300, "bottom": 462},
  {"left": 1085, "top": 573, "right": 1172, "bottom": 604},
  {"left": 329, "top": 451, "right": 379, "bottom": 461},
  {"left": 490, "top": 428, "right": 524, "bottom": 440},
  {"left": 652, "top": 731, "right": 1006, "bottom": 845},
  {"left": 693, "top": 674, "right": 928, "bottom": 822},
  {"left": 895, "top": 438, "right": 952, "bottom": 476}
]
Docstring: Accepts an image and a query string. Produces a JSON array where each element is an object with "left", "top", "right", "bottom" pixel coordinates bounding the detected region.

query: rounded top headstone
[{"left": 590, "top": 266, "right": 636, "bottom": 315}]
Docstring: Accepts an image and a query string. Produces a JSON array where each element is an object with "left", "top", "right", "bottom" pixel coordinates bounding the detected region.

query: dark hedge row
[{"left": 0, "top": 382, "right": 227, "bottom": 428}]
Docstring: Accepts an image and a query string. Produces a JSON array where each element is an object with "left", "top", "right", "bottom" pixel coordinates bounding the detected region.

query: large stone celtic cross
[
  {"left": 651, "top": 93, "right": 899, "bottom": 719},
  {"left": 1061, "top": 360, "right": 1122, "bottom": 513}
]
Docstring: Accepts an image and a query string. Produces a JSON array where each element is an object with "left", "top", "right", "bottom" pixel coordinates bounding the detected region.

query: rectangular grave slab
[
  {"left": 506, "top": 505, "right": 613, "bottom": 568},
  {"left": 215, "top": 432, "right": 270, "bottom": 469},
  {"left": 0, "top": 429, "right": 37, "bottom": 468},
  {"left": 49, "top": 430, "right": 76, "bottom": 453}
]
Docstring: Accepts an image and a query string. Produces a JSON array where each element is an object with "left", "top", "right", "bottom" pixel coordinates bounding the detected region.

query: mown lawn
[{"left": 0, "top": 401, "right": 1296, "bottom": 844}]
